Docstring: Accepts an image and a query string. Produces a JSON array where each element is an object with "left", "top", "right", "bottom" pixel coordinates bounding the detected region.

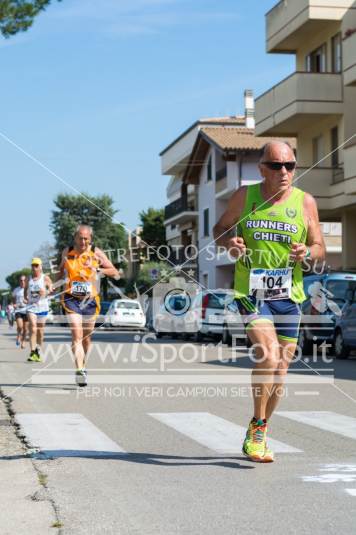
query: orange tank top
[{"left": 64, "top": 247, "right": 99, "bottom": 298}]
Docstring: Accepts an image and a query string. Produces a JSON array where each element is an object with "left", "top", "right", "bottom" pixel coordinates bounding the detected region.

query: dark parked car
[
  {"left": 299, "top": 272, "right": 356, "bottom": 354},
  {"left": 333, "top": 286, "right": 356, "bottom": 359}
]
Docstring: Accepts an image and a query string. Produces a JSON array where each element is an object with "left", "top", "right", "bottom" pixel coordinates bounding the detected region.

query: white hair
[{"left": 74, "top": 224, "right": 93, "bottom": 237}]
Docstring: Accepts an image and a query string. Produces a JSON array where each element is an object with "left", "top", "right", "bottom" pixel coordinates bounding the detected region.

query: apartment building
[
  {"left": 255, "top": 0, "right": 356, "bottom": 268},
  {"left": 161, "top": 111, "right": 247, "bottom": 278},
  {"left": 161, "top": 92, "right": 298, "bottom": 288},
  {"left": 183, "top": 125, "right": 293, "bottom": 288}
]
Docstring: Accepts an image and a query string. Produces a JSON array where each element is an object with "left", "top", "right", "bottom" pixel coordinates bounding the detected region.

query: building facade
[{"left": 255, "top": 0, "right": 355, "bottom": 268}]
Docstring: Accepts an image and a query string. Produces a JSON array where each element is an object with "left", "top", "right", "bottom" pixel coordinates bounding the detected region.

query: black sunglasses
[{"left": 262, "top": 161, "right": 297, "bottom": 171}]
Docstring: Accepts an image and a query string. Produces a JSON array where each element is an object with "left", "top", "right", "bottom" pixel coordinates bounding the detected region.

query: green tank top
[{"left": 234, "top": 183, "right": 307, "bottom": 303}]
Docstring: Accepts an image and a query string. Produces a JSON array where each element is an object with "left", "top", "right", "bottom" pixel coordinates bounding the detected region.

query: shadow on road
[{"left": 0, "top": 450, "right": 255, "bottom": 469}]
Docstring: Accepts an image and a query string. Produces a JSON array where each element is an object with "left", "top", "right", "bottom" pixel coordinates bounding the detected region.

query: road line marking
[
  {"left": 294, "top": 391, "right": 320, "bottom": 396},
  {"left": 45, "top": 390, "right": 71, "bottom": 395},
  {"left": 16, "top": 413, "right": 126, "bottom": 456},
  {"left": 345, "top": 489, "right": 356, "bottom": 496},
  {"left": 149, "top": 412, "right": 302, "bottom": 453},
  {"left": 33, "top": 374, "right": 334, "bottom": 384},
  {"left": 276, "top": 411, "right": 356, "bottom": 440}
]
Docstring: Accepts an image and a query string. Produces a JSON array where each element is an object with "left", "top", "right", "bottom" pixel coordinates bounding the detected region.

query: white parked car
[
  {"left": 107, "top": 299, "right": 146, "bottom": 330},
  {"left": 192, "top": 290, "right": 245, "bottom": 344}
]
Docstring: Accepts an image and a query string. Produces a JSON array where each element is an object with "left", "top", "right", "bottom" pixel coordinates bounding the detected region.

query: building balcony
[
  {"left": 164, "top": 196, "right": 198, "bottom": 225},
  {"left": 266, "top": 0, "right": 354, "bottom": 53},
  {"left": 295, "top": 165, "right": 343, "bottom": 195},
  {"left": 255, "top": 72, "right": 343, "bottom": 136},
  {"left": 343, "top": 30, "right": 356, "bottom": 86}
]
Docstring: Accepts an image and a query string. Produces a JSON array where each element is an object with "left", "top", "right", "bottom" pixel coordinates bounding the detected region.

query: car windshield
[
  {"left": 207, "top": 293, "right": 233, "bottom": 309},
  {"left": 326, "top": 280, "right": 356, "bottom": 301},
  {"left": 115, "top": 302, "right": 139, "bottom": 309}
]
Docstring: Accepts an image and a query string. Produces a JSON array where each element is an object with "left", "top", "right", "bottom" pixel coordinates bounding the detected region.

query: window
[
  {"left": 207, "top": 155, "right": 212, "bottom": 182},
  {"left": 305, "top": 44, "right": 326, "bottom": 73},
  {"left": 215, "top": 151, "right": 227, "bottom": 181},
  {"left": 203, "top": 208, "right": 209, "bottom": 237},
  {"left": 332, "top": 33, "right": 342, "bottom": 73},
  {"left": 312, "top": 135, "right": 324, "bottom": 166},
  {"left": 331, "top": 127, "right": 339, "bottom": 167}
]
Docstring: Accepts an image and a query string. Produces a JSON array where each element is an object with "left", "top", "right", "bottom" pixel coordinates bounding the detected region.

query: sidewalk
[{"left": 0, "top": 394, "right": 58, "bottom": 534}]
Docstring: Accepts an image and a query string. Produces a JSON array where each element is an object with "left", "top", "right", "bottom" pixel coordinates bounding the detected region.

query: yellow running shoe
[
  {"left": 27, "top": 350, "right": 42, "bottom": 363},
  {"left": 242, "top": 419, "right": 273, "bottom": 463},
  {"left": 263, "top": 443, "right": 274, "bottom": 463}
]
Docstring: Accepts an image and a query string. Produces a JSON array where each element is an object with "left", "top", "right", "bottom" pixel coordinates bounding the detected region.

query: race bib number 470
[
  {"left": 71, "top": 281, "right": 92, "bottom": 296},
  {"left": 249, "top": 268, "right": 292, "bottom": 300}
]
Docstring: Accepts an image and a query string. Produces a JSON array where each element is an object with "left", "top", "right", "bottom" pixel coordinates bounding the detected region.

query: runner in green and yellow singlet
[{"left": 214, "top": 141, "right": 325, "bottom": 463}]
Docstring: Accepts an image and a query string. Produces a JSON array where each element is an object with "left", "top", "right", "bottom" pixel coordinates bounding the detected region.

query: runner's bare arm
[
  {"left": 305, "top": 193, "right": 326, "bottom": 261},
  {"left": 213, "top": 187, "right": 247, "bottom": 256},
  {"left": 291, "top": 193, "right": 326, "bottom": 262},
  {"left": 45, "top": 275, "right": 53, "bottom": 295},
  {"left": 94, "top": 248, "right": 120, "bottom": 278}
]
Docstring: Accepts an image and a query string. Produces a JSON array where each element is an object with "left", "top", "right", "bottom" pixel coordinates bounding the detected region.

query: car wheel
[
  {"left": 222, "top": 324, "right": 232, "bottom": 346},
  {"left": 193, "top": 331, "right": 203, "bottom": 343},
  {"left": 298, "top": 326, "right": 313, "bottom": 355},
  {"left": 334, "top": 329, "right": 350, "bottom": 359}
]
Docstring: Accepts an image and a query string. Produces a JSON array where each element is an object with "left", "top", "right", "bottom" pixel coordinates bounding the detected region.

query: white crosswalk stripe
[
  {"left": 276, "top": 411, "right": 356, "bottom": 441},
  {"left": 150, "top": 412, "right": 302, "bottom": 453},
  {"left": 16, "top": 413, "right": 126, "bottom": 456},
  {"left": 345, "top": 489, "right": 356, "bottom": 496}
]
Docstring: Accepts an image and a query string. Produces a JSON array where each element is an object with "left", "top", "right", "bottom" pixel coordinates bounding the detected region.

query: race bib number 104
[{"left": 249, "top": 268, "right": 292, "bottom": 300}]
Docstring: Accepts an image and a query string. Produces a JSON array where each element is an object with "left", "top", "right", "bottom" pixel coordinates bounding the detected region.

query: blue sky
[{"left": 0, "top": 0, "right": 294, "bottom": 286}]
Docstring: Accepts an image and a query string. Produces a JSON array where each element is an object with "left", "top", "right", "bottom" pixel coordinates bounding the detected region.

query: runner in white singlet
[{"left": 25, "top": 258, "right": 53, "bottom": 362}]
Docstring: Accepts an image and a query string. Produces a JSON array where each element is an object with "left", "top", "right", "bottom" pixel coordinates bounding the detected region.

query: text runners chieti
[
  {"left": 25, "top": 258, "right": 52, "bottom": 362},
  {"left": 58, "top": 224, "right": 120, "bottom": 387},
  {"left": 213, "top": 141, "right": 325, "bottom": 463},
  {"left": 12, "top": 274, "right": 29, "bottom": 349}
]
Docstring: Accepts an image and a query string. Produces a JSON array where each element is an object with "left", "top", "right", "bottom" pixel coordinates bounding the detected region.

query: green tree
[
  {"left": 0, "top": 0, "right": 60, "bottom": 38},
  {"left": 5, "top": 268, "right": 31, "bottom": 291},
  {"left": 126, "top": 261, "right": 171, "bottom": 294},
  {"left": 50, "top": 193, "right": 127, "bottom": 258},
  {"left": 139, "top": 207, "right": 166, "bottom": 261}
]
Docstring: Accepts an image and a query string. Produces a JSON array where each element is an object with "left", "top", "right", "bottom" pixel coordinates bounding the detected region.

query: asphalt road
[{"left": 1, "top": 323, "right": 356, "bottom": 534}]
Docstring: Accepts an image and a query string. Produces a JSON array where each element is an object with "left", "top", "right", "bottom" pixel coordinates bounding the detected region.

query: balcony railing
[
  {"left": 295, "top": 166, "right": 344, "bottom": 197},
  {"left": 255, "top": 71, "right": 343, "bottom": 136},
  {"left": 266, "top": 0, "right": 354, "bottom": 53},
  {"left": 216, "top": 167, "right": 227, "bottom": 182},
  {"left": 332, "top": 167, "right": 344, "bottom": 184},
  {"left": 164, "top": 196, "right": 196, "bottom": 221}
]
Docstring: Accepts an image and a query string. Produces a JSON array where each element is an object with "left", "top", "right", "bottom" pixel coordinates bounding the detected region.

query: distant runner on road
[
  {"left": 25, "top": 258, "right": 52, "bottom": 362},
  {"left": 58, "top": 224, "right": 119, "bottom": 387},
  {"left": 214, "top": 141, "right": 325, "bottom": 463},
  {"left": 12, "top": 274, "right": 29, "bottom": 348}
]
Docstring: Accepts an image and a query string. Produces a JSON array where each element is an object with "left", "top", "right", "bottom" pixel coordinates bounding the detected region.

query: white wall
[
  {"left": 198, "top": 147, "right": 217, "bottom": 288},
  {"left": 240, "top": 155, "right": 262, "bottom": 185},
  {"left": 197, "top": 148, "right": 263, "bottom": 289}
]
